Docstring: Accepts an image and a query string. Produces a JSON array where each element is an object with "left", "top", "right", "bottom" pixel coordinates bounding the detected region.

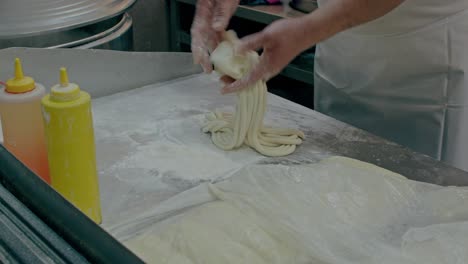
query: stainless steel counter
[
  {"left": 83, "top": 54, "right": 468, "bottom": 230},
  {"left": 0, "top": 48, "right": 467, "bottom": 262}
]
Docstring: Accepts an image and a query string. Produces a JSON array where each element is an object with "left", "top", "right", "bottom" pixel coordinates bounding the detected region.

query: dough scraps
[{"left": 202, "top": 31, "right": 304, "bottom": 157}]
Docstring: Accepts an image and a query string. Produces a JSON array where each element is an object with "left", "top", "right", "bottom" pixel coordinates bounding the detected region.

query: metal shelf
[
  {"left": 176, "top": 0, "right": 305, "bottom": 24},
  {"left": 178, "top": 31, "right": 314, "bottom": 85},
  {"left": 178, "top": 30, "right": 191, "bottom": 45}
]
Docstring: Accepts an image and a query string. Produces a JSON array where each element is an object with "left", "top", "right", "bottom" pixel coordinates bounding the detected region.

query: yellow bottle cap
[
  {"left": 5, "top": 58, "right": 36, "bottom": 94},
  {"left": 50, "top": 67, "right": 81, "bottom": 102}
]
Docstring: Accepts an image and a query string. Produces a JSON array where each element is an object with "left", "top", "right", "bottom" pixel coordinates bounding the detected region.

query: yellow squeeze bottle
[
  {"left": 41, "top": 68, "right": 102, "bottom": 223},
  {"left": 0, "top": 58, "right": 50, "bottom": 183}
]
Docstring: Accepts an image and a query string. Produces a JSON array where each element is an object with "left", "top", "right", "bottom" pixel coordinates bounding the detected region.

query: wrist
[{"left": 288, "top": 16, "right": 321, "bottom": 54}]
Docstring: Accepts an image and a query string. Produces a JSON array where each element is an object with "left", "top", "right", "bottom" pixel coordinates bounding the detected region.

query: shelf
[
  {"left": 178, "top": 31, "right": 314, "bottom": 85},
  {"left": 176, "top": 0, "right": 305, "bottom": 24},
  {"left": 178, "top": 30, "right": 191, "bottom": 45},
  {"left": 281, "top": 62, "right": 314, "bottom": 85}
]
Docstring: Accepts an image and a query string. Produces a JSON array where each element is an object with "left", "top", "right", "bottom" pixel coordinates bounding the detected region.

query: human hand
[
  {"left": 220, "top": 18, "right": 310, "bottom": 94},
  {"left": 191, "top": 0, "right": 240, "bottom": 73}
]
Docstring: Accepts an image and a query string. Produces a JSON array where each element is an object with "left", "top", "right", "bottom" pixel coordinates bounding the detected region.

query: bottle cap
[
  {"left": 5, "top": 58, "right": 36, "bottom": 93},
  {"left": 50, "top": 67, "right": 81, "bottom": 102}
]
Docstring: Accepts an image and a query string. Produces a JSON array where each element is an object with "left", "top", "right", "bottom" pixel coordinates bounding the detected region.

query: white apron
[{"left": 314, "top": 0, "right": 468, "bottom": 171}]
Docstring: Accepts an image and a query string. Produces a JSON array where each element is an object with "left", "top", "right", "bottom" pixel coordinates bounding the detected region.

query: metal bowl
[
  {"left": 0, "top": 13, "right": 134, "bottom": 50},
  {"left": 0, "top": 0, "right": 135, "bottom": 51},
  {"left": 289, "top": 0, "right": 318, "bottom": 13},
  {"left": 0, "top": 0, "right": 135, "bottom": 39}
]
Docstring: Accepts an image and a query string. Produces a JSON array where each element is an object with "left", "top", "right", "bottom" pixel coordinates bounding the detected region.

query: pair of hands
[{"left": 191, "top": 0, "right": 306, "bottom": 94}]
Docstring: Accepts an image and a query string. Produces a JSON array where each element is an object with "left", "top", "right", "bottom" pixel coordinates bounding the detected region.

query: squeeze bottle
[
  {"left": 41, "top": 68, "right": 102, "bottom": 223},
  {"left": 0, "top": 58, "right": 50, "bottom": 183}
]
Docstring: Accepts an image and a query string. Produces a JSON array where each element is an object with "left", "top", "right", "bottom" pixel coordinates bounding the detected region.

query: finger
[
  {"left": 192, "top": 40, "right": 212, "bottom": 73},
  {"left": 220, "top": 75, "right": 235, "bottom": 84},
  {"left": 191, "top": 35, "right": 205, "bottom": 64},
  {"left": 221, "top": 51, "right": 280, "bottom": 94},
  {"left": 221, "top": 61, "right": 265, "bottom": 94},
  {"left": 235, "top": 32, "right": 267, "bottom": 54},
  {"left": 206, "top": 31, "right": 220, "bottom": 53},
  {"left": 221, "top": 77, "right": 253, "bottom": 94},
  {"left": 191, "top": 45, "right": 202, "bottom": 65},
  {"left": 191, "top": 0, "right": 213, "bottom": 67},
  {"left": 200, "top": 51, "right": 213, "bottom": 73},
  {"left": 193, "top": 0, "right": 213, "bottom": 26},
  {"left": 212, "top": 1, "right": 237, "bottom": 31},
  {"left": 216, "top": 31, "right": 224, "bottom": 40}
]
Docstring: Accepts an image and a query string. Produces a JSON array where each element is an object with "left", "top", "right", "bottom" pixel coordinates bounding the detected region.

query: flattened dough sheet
[{"left": 123, "top": 157, "right": 468, "bottom": 264}]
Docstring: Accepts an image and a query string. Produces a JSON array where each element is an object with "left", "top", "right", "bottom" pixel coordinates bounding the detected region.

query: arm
[{"left": 221, "top": 0, "right": 405, "bottom": 94}]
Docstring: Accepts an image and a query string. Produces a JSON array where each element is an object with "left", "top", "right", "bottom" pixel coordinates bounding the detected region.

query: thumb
[
  {"left": 212, "top": 2, "right": 237, "bottom": 31},
  {"left": 221, "top": 59, "right": 265, "bottom": 94},
  {"left": 235, "top": 32, "right": 267, "bottom": 55}
]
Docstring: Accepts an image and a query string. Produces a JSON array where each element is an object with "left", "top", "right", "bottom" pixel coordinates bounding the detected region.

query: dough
[
  {"left": 124, "top": 157, "right": 468, "bottom": 264},
  {"left": 124, "top": 201, "right": 311, "bottom": 264},
  {"left": 202, "top": 31, "right": 304, "bottom": 157}
]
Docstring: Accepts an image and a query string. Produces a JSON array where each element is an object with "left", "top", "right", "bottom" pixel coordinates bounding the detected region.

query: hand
[
  {"left": 221, "top": 18, "right": 310, "bottom": 94},
  {"left": 191, "top": 0, "right": 240, "bottom": 73}
]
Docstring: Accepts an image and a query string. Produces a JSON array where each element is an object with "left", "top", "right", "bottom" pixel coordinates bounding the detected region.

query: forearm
[{"left": 294, "top": 0, "right": 405, "bottom": 50}]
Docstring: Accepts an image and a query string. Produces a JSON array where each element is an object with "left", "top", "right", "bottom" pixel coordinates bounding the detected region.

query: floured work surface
[
  {"left": 94, "top": 74, "right": 265, "bottom": 228},
  {"left": 91, "top": 73, "right": 468, "bottom": 254},
  {"left": 117, "top": 156, "right": 468, "bottom": 264},
  {"left": 93, "top": 73, "right": 468, "bottom": 229}
]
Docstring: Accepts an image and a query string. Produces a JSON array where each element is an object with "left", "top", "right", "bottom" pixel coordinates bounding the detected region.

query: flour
[
  {"left": 91, "top": 73, "right": 313, "bottom": 228},
  {"left": 94, "top": 112, "right": 260, "bottom": 184},
  {"left": 92, "top": 75, "right": 263, "bottom": 185},
  {"left": 110, "top": 140, "right": 244, "bottom": 182}
]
